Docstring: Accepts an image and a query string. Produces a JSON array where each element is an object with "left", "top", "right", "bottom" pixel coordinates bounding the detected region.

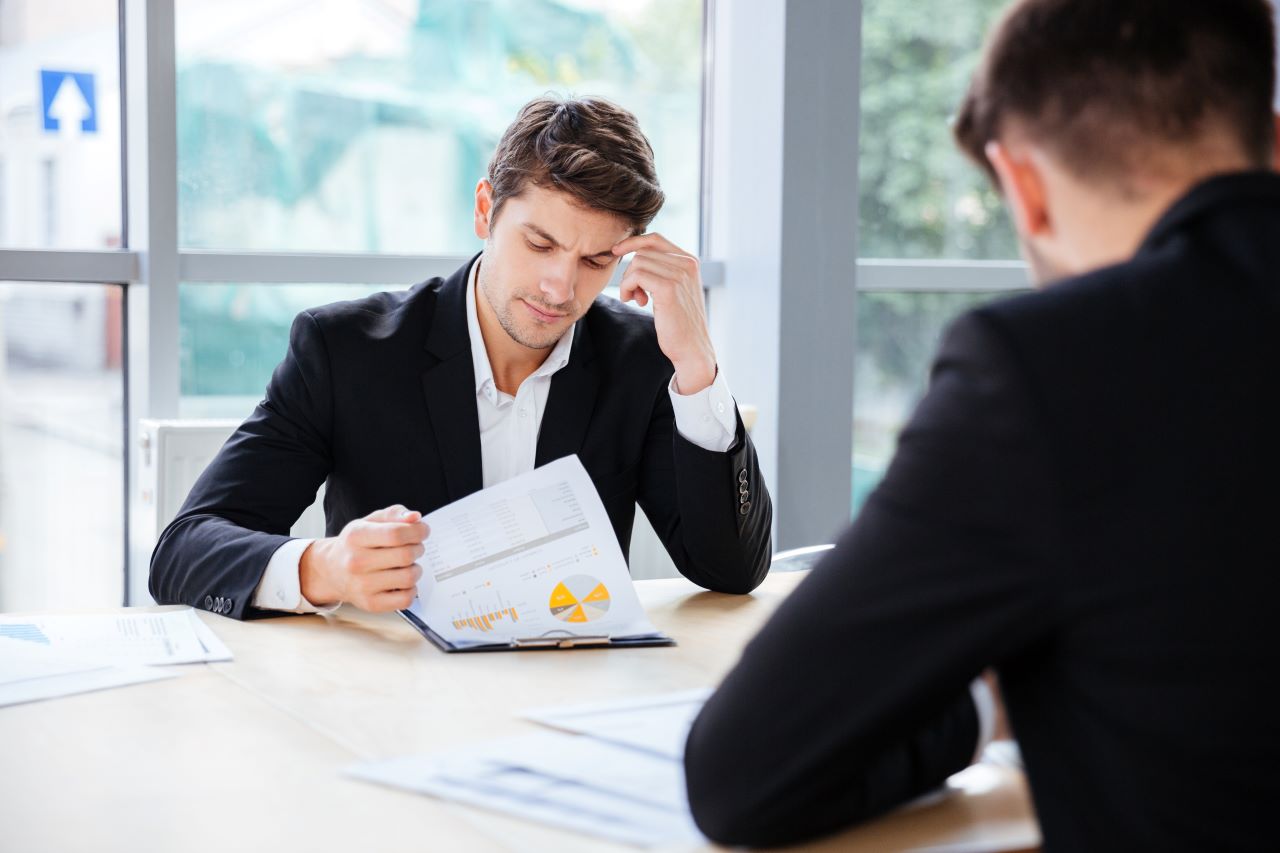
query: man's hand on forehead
[{"left": 612, "top": 233, "right": 718, "bottom": 395}]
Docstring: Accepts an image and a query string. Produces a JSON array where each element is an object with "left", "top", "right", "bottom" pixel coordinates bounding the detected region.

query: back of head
[
  {"left": 955, "top": 0, "right": 1277, "bottom": 195},
  {"left": 487, "top": 96, "right": 665, "bottom": 235}
]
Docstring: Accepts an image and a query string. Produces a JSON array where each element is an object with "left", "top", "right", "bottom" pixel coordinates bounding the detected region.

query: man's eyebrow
[{"left": 522, "top": 222, "right": 616, "bottom": 260}]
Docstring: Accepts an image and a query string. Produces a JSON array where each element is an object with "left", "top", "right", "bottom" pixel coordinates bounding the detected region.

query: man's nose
[{"left": 538, "top": 260, "right": 576, "bottom": 306}]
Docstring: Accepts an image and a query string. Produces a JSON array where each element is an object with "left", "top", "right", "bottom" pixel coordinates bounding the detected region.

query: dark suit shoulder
[{"left": 301, "top": 279, "right": 443, "bottom": 350}]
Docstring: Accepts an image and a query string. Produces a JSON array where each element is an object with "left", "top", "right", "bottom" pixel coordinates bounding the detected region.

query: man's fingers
[
  {"left": 625, "top": 254, "right": 688, "bottom": 288},
  {"left": 612, "top": 231, "right": 687, "bottom": 258},
  {"left": 619, "top": 279, "right": 650, "bottom": 307},
  {"left": 366, "top": 586, "right": 418, "bottom": 612},
  {"left": 363, "top": 504, "right": 410, "bottom": 522},
  {"left": 360, "top": 564, "right": 422, "bottom": 611},
  {"left": 351, "top": 542, "right": 426, "bottom": 573},
  {"left": 348, "top": 518, "right": 430, "bottom": 549}
]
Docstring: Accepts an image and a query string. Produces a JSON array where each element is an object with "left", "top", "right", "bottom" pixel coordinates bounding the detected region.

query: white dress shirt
[{"left": 252, "top": 258, "right": 739, "bottom": 613}]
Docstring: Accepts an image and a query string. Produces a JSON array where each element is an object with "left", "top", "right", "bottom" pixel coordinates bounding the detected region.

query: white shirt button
[{"left": 716, "top": 402, "right": 726, "bottom": 414}]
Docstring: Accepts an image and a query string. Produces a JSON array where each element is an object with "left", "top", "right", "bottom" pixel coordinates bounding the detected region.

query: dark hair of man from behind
[
  {"left": 486, "top": 96, "right": 665, "bottom": 235},
  {"left": 954, "top": 0, "right": 1278, "bottom": 190}
]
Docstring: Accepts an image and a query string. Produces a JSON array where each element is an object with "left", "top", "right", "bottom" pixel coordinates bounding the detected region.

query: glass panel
[
  {"left": 859, "top": 0, "right": 1017, "bottom": 260},
  {"left": 0, "top": 282, "right": 124, "bottom": 609},
  {"left": 852, "top": 290, "right": 1014, "bottom": 514},
  {"left": 175, "top": 0, "right": 704, "bottom": 254},
  {"left": 179, "top": 282, "right": 388, "bottom": 418},
  {"left": 179, "top": 280, "right": 639, "bottom": 419},
  {"left": 0, "top": 1, "right": 122, "bottom": 249}
]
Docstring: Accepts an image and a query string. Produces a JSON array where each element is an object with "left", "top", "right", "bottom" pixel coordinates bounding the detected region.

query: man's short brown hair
[
  {"left": 954, "top": 0, "right": 1277, "bottom": 190},
  {"left": 487, "top": 96, "right": 665, "bottom": 234}
]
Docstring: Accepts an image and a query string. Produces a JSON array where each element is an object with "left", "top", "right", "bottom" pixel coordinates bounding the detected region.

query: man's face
[{"left": 475, "top": 182, "right": 632, "bottom": 351}]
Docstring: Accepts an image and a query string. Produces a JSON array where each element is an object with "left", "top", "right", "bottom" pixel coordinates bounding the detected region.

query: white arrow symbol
[{"left": 47, "top": 75, "right": 91, "bottom": 136}]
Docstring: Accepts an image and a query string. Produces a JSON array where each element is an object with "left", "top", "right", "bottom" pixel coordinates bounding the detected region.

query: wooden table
[{"left": 0, "top": 572, "right": 1040, "bottom": 852}]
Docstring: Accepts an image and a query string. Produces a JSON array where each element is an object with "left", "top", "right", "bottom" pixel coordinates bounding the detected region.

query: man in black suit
[
  {"left": 685, "top": 0, "right": 1280, "bottom": 849},
  {"left": 150, "top": 97, "right": 771, "bottom": 619}
]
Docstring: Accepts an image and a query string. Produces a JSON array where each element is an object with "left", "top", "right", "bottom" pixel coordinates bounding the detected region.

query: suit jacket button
[
  {"left": 204, "top": 595, "right": 214, "bottom": 610},
  {"left": 737, "top": 468, "right": 748, "bottom": 483},
  {"left": 222, "top": 600, "right": 233, "bottom": 614},
  {"left": 739, "top": 502, "right": 751, "bottom": 515},
  {"left": 740, "top": 493, "right": 749, "bottom": 504}
]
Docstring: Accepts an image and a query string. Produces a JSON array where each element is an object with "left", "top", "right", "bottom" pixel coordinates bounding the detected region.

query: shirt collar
[{"left": 465, "top": 257, "right": 575, "bottom": 398}]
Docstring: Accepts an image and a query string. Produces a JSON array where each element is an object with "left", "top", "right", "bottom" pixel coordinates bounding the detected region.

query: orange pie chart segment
[{"left": 549, "top": 575, "right": 612, "bottom": 623}]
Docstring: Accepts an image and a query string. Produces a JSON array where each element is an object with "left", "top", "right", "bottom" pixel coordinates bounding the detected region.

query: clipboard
[{"left": 397, "top": 609, "right": 675, "bottom": 653}]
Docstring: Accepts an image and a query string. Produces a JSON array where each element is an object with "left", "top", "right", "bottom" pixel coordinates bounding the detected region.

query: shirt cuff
[
  {"left": 668, "top": 368, "right": 737, "bottom": 453},
  {"left": 969, "top": 677, "right": 998, "bottom": 763},
  {"left": 252, "top": 538, "right": 335, "bottom": 614}
]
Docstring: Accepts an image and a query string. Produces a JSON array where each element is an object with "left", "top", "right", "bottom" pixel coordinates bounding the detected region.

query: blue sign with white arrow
[{"left": 40, "top": 69, "right": 98, "bottom": 134}]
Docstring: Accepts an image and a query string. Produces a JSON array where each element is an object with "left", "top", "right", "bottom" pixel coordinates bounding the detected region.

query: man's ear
[
  {"left": 474, "top": 179, "right": 495, "bottom": 240},
  {"left": 986, "top": 140, "right": 1052, "bottom": 240}
]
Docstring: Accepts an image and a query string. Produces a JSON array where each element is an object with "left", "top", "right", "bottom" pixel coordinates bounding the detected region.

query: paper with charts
[{"left": 403, "top": 455, "right": 669, "bottom": 650}]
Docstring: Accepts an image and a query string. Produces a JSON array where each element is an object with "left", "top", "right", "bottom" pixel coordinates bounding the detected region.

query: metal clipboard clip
[{"left": 511, "top": 634, "right": 612, "bottom": 649}]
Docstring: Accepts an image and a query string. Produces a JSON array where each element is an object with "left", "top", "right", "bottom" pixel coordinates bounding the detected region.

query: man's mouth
[{"left": 520, "top": 299, "right": 568, "bottom": 323}]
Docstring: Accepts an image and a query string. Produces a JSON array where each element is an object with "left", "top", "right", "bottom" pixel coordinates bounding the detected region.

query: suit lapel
[
  {"left": 421, "top": 256, "right": 484, "bottom": 502},
  {"left": 537, "top": 313, "right": 600, "bottom": 467}
]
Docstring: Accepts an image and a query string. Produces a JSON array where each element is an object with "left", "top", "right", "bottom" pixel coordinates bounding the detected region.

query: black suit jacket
[
  {"left": 684, "top": 172, "right": 1280, "bottom": 850},
  {"left": 150, "top": 257, "right": 772, "bottom": 619}
]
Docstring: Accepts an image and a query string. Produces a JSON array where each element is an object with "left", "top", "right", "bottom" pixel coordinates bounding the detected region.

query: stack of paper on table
[
  {"left": 348, "top": 691, "right": 715, "bottom": 847},
  {"left": 350, "top": 690, "right": 1033, "bottom": 850},
  {"left": 0, "top": 607, "right": 232, "bottom": 707}
]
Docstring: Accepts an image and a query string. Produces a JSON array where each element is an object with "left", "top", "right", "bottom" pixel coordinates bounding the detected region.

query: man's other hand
[
  {"left": 613, "top": 232, "right": 718, "bottom": 395},
  {"left": 298, "top": 504, "right": 428, "bottom": 611}
]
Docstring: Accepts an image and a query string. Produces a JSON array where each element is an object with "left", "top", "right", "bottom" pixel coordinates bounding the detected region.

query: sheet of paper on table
[
  {"left": 0, "top": 636, "right": 175, "bottom": 708},
  {"left": 403, "top": 455, "right": 668, "bottom": 650},
  {"left": 0, "top": 607, "right": 232, "bottom": 666},
  {"left": 348, "top": 731, "right": 702, "bottom": 847},
  {"left": 521, "top": 687, "right": 713, "bottom": 760}
]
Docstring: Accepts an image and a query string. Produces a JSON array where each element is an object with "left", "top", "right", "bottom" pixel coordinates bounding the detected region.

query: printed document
[
  {"left": 0, "top": 607, "right": 232, "bottom": 666},
  {"left": 348, "top": 731, "right": 702, "bottom": 847},
  {"left": 403, "top": 456, "right": 667, "bottom": 649},
  {"left": 0, "top": 636, "right": 174, "bottom": 707}
]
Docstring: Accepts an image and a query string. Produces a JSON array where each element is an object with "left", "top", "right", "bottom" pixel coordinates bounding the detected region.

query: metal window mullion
[
  {"left": 855, "top": 259, "right": 1030, "bottom": 292},
  {"left": 177, "top": 251, "right": 726, "bottom": 287},
  {"left": 0, "top": 249, "right": 138, "bottom": 283},
  {"left": 123, "top": 0, "right": 180, "bottom": 605}
]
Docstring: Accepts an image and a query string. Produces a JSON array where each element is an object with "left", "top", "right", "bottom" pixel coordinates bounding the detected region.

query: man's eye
[
  {"left": 526, "top": 241, "right": 552, "bottom": 252},
  {"left": 583, "top": 258, "right": 608, "bottom": 270}
]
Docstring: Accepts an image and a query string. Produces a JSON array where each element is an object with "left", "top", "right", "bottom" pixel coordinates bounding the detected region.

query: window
[
  {"left": 175, "top": 0, "right": 705, "bottom": 419},
  {"left": 0, "top": 2, "right": 122, "bottom": 249},
  {"left": 852, "top": 1, "right": 1030, "bottom": 515},
  {"left": 852, "top": 290, "right": 1007, "bottom": 512},
  {"left": 858, "top": 0, "right": 1015, "bottom": 261},
  {"left": 174, "top": 0, "right": 704, "bottom": 254},
  {"left": 0, "top": 282, "right": 125, "bottom": 609},
  {"left": 0, "top": 0, "right": 713, "bottom": 603},
  {"left": 178, "top": 282, "right": 388, "bottom": 418}
]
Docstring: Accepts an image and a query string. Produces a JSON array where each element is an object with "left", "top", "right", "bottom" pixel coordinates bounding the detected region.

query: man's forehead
[{"left": 507, "top": 200, "right": 629, "bottom": 254}]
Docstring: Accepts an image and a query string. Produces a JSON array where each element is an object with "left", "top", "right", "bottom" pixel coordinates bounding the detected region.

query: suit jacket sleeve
[
  {"left": 683, "top": 311, "right": 1066, "bottom": 847},
  {"left": 148, "top": 311, "right": 334, "bottom": 620},
  {"left": 636, "top": 383, "right": 773, "bottom": 595}
]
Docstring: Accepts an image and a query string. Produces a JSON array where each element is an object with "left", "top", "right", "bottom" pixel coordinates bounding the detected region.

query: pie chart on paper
[{"left": 549, "top": 575, "right": 612, "bottom": 623}]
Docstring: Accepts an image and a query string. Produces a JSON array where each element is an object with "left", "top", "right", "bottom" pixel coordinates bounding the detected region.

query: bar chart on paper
[{"left": 0, "top": 624, "right": 51, "bottom": 645}]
